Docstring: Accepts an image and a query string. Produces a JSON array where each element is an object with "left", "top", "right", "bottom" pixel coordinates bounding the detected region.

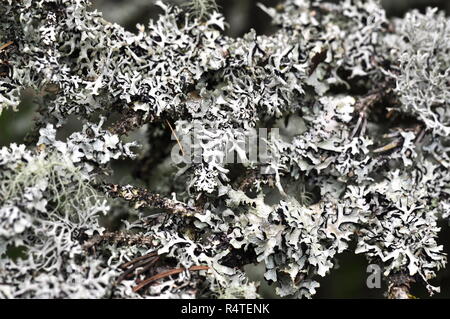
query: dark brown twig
[
  {"left": 414, "top": 125, "right": 427, "bottom": 145},
  {"left": 134, "top": 258, "right": 160, "bottom": 277},
  {"left": 119, "top": 251, "right": 159, "bottom": 269},
  {"left": 0, "top": 41, "right": 13, "bottom": 52},
  {"left": 372, "top": 139, "right": 402, "bottom": 153},
  {"left": 350, "top": 82, "right": 397, "bottom": 139},
  {"left": 132, "top": 265, "right": 209, "bottom": 293},
  {"left": 309, "top": 47, "right": 327, "bottom": 76}
]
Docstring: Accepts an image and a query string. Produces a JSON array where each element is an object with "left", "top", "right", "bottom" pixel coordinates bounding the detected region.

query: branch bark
[{"left": 102, "top": 183, "right": 199, "bottom": 217}]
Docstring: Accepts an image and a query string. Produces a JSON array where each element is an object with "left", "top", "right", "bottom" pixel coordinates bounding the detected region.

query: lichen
[{"left": 1, "top": 0, "right": 449, "bottom": 299}]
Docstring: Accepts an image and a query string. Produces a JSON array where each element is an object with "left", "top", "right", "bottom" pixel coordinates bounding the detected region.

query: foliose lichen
[{"left": 1, "top": 0, "right": 449, "bottom": 299}]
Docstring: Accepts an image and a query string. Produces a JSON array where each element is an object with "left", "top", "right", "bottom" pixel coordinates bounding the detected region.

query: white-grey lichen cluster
[
  {"left": 388, "top": 8, "right": 450, "bottom": 136},
  {"left": 0, "top": 0, "right": 449, "bottom": 298},
  {"left": 0, "top": 127, "right": 133, "bottom": 298}
]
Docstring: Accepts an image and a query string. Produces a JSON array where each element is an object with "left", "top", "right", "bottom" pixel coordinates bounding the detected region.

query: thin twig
[
  {"left": 119, "top": 251, "right": 158, "bottom": 269},
  {"left": 166, "top": 119, "right": 185, "bottom": 156},
  {"left": 350, "top": 81, "right": 397, "bottom": 139},
  {"left": 102, "top": 183, "right": 199, "bottom": 217},
  {"left": 0, "top": 41, "right": 13, "bottom": 52},
  {"left": 350, "top": 112, "right": 365, "bottom": 139},
  {"left": 82, "top": 231, "right": 155, "bottom": 251},
  {"left": 132, "top": 265, "right": 209, "bottom": 292},
  {"left": 117, "top": 258, "right": 153, "bottom": 283},
  {"left": 134, "top": 257, "right": 160, "bottom": 277},
  {"left": 415, "top": 126, "right": 426, "bottom": 145},
  {"left": 372, "top": 139, "right": 402, "bottom": 153}
]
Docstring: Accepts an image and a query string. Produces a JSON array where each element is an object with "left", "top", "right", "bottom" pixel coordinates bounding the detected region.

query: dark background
[{"left": 1, "top": 0, "right": 449, "bottom": 298}]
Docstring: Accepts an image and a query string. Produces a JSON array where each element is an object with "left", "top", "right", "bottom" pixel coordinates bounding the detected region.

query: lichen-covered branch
[
  {"left": 102, "top": 183, "right": 199, "bottom": 217},
  {"left": 1, "top": 0, "right": 449, "bottom": 299},
  {"left": 82, "top": 231, "right": 156, "bottom": 251}
]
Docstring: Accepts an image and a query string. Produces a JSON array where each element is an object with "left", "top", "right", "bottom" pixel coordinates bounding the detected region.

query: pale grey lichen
[
  {"left": 1, "top": 0, "right": 449, "bottom": 299},
  {"left": 386, "top": 8, "right": 450, "bottom": 136}
]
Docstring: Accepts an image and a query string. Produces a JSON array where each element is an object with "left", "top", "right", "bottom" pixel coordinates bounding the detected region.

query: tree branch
[
  {"left": 387, "top": 273, "right": 416, "bottom": 299},
  {"left": 82, "top": 231, "right": 155, "bottom": 251},
  {"left": 102, "top": 183, "right": 199, "bottom": 217}
]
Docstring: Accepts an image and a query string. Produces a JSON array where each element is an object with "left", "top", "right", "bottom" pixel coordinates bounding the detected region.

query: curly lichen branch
[
  {"left": 117, "top": 252, "right": 160, "bottom": 284},
  {"left": 132, "top": 265, "right": 210, "bottom": 293},
  {"left": 119, "top": 252, "right": 159, "bottom": 270},
  {"left": 101, "top": 183, "right": 199, "bottom": 217},
  {"left": 82, "top": 231, "right": 156, "bottom": 251},
  {"left": 387, "top": 273, "right": 416, "bottom": 299},
  {"left": 83, "top": 238, "right": 162, "bottom": 285}
]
